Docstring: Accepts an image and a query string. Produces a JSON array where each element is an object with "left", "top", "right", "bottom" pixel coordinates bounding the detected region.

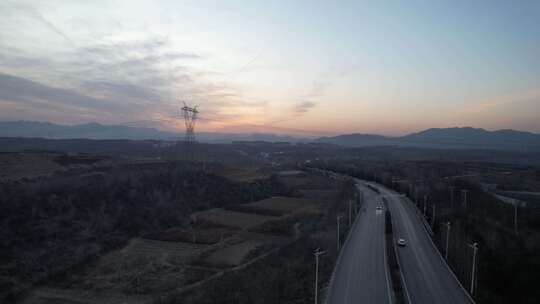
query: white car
[{"left": 397, "top": 238, "right": 406, "bottom": 247}]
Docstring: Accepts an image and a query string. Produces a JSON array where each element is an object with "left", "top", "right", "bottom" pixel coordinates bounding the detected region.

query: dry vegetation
[
  {"left": 0, "top": 152, "right": 64, "bottom": 181},
  {"left": 202, "top": 240, "right": 263, "bottom": 267},
  {"left": 1, "top": 161, "right": 291, "bottom": 303},
  {"left": 213, "top": 167, "right": 270, "bottom": 182},
  {"left": 1, "top": 150, "right": 355, "bottom": 304},
  {"left": 247, "top": 196, "right": 319, "bottom": 214},
  {"left": 191, "top": 209, "right": 278, "bottom": 230}
]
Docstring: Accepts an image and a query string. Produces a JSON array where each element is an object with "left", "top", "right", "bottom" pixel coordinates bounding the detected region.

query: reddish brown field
[
  {"left": 152, "top": 227, "right": 236, "bottom": 244},
  {"left": 247, "top": 196, "right": 320, "bottom": 214},
  {"left": 190, "top": 209, "right": 278, "bottom": 230}
]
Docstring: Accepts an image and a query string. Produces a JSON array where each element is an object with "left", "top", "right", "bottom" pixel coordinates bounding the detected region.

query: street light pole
[
  {"left": 432, "top": 204, "right": 436, "bottom": 227},
  {"left": 449, "top": 186, "right": 454, "bottom": 208},
  {"left": 469, "top": 242, "right": 478, "bottom": 295},
  {"left": 348, "top": 200, "right": 352, "bottom": 227},
  {"left": 445, "top": 222, "right": 451, "bottom": 260},
  {"left": 423, "top": 195, "right": 428, "bottom": 217},
  {"left": 314, "top": 248, "right": 326, "bottom": 304},
  {"left": 462, "top": 189, "right": 468, "bottom": 209},
  {"left": 337, "top": 215, "right": 343, "bottom": 251},
  {"left": 513, "top": 199, "right": 518, "bottom": 234}
]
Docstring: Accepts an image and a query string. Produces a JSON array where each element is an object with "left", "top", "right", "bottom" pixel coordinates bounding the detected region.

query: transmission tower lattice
[
  {"left": 181, "top": 102, "right": 198, "bottom": 143},
  {"left": 180, "top": 102, "right": 198, "bottom": 161}
]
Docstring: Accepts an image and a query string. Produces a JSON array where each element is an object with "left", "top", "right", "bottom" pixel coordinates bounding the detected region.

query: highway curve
[
  {"left": 373, "top": 183, "right": 474, "bottom": 304},
  {"left": 326, "top": 181, "right": 392, "bottom": 304}
]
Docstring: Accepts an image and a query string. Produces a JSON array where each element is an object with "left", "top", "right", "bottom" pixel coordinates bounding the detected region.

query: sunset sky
[{"left": 1, "top": 0, "right": 539, "bottom": 136}]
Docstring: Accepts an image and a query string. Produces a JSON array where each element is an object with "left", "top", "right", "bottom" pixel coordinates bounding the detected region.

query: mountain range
[
  {"left": 0, "top": 121, "right": 303, "bottom": 143},
  {"left": 315, "top": 127, "right": 540, "bottom": 151},
  {"left": 1, "top": 121, "right": 540, "bottom": 152}
]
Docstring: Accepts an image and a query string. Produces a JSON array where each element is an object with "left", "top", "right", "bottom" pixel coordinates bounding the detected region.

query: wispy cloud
[
  {"left": 32, "top": 10, "right": 74, "bottom": 45},
  {"left": 0, "top": 32, "right": 268, "bottom": 130},
  {"left": 293, "top": 101, "right": 316, "bottom": 116},
  {"left": 288, "top": 81, "right": 327, "bottom": 117},
  {"left": 0, "top": 2, "right": 328, "bottom": 134},
  {"left": 0, "top": 73, "right": 140, "bottom": 115},
  {"left": 0, "top": 1, "right": 74, "bottom": 45}
]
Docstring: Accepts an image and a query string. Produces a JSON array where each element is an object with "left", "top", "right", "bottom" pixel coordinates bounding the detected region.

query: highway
[
  {"left": 326, "top": 181, "right": 392, "bottom": 304},
  {"left": 373, "top": 183, "right": 474, "bottom": 304}
]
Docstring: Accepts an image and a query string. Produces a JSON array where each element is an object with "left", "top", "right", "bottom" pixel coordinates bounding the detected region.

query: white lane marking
[
  {"left": 359, "top": 180, "right": 394, "bottom": 304},
  {"left": 333, "top": 181, "right": 395, "bottom": 304},
  {"left": 343, "top": 185, "right": 367, "bottom": 304},
  {"left": 382, "top": 207, "right": 393, "bottom": 304},
  {"left": 380, "top": 186, "right": 413, "bottom": 304},
  {"left": 344, "top": 215, "right": 363, "bottom": 304},
  {"left": 327, "top": 184, "right": 366, "bottom": 303},
  {"left": 400, "top": 195, "right": 476, "bottom": 304}
]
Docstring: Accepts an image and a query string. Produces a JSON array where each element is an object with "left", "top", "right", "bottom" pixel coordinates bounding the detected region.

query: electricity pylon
[{"left": 181, "top": 102, "right": 198, "bottom": 160}]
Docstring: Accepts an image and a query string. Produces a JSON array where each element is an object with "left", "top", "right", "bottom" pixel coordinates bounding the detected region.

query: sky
[{"left": 0, "top": 0, "right": 539, "bottom": 136}]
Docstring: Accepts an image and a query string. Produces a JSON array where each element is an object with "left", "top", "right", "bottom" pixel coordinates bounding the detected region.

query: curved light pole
[
  {"left": 469, "top": 242, "right": 478, "bottom": 295},
  {"left": 314, "top": 248, "right": 326, "bottom": 304},
  {"left": 336, "top": 215, "right": 343, "bottom": 251},
  {"left": 445, "top": 222, "right": 451, "bottom": 260}
]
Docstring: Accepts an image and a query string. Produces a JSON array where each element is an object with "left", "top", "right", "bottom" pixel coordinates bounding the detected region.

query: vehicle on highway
[
  {"left": 397, "top": 238, "right": 406, "bottom": 247},
  {"left": 376, "top": 205, "right": 383, "bottom": 210}
]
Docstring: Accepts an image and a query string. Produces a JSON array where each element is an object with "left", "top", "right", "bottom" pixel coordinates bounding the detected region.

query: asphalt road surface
[
  {"left": 374, "top": 183, "right": 474, "bottom": 304},
  {"left": 326, "top": 181, "right": 392, "bottom": 304}
]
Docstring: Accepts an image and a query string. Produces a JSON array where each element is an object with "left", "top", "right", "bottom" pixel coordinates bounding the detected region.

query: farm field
[
  {"left": 190, "top": 209, "right": 278, "bottom": 230},
  {"left": 21, "top": 286, "right": 152, "bottom": 304},
  {"left": 150, "top": 227, "right": 236, "bottom": 244},
  {"left": 21, "top": 238, "right": 213, "bottom": 304},
  {"left": 10, "top": 162, "right": 348, "bottom": 304},
  {"left": 214, "top": 167, "right": 269, "bottom": 182},
  {"left": 202, "top": 240, "right": 264, "bottom": 267},
  {"left": 299, "top": 189, "right": 340, "bottom": 200},
  {"left": 247, "top": 196, "right": 320, "bottom": 214},
  {"left": 21, "top": 192, "right": 323, "bottom": 303},
  {"left": 278, "top": 172, "right": 340, "bottom": 190},
  {"left": 0, "top": 152, "right": 63, "bottom": 181}
]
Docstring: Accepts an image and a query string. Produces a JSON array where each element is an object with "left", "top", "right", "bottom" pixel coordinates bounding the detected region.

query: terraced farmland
[
  {"left": 191, "top": 209, "right": 278, "bottom": 230},
  {"left": 121, "top": 238, "right": 209, "bottom": 262},
  {"left": 202, "top": 240, "right": 264, "bottom": 267},
  {"left": 247, "top": 196, "right": 319, "bottom": 214},
  {"left": 22, "top": 287, "right": 152, "bottom": 304}
]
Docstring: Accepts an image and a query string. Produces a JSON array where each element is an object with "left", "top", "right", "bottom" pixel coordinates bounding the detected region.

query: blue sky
[{"left": 0, "top": 0, "right": 539, "bottom": 135}]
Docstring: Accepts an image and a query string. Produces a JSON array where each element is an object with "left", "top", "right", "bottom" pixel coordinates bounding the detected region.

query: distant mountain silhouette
[
  {"left": 0, "top": 121, "right": 303, "bottom": 143},
  {"left": 315, "top": 127, "right": 540, "bottom": 151},
  {"left": 2, "top": 122, "right": 539, "bottom": 151},
  {"left": 0, "top": 121, "right": 179, "bottom": 140}
]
